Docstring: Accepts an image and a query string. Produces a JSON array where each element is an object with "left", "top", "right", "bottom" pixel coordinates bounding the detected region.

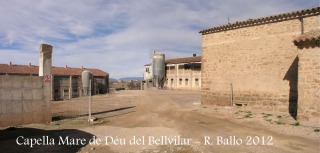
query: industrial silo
[
  {"left": 82, "top": 70, "right": 93, "bottom": 96},
  {"left": 152, "top": 51, "right": 165, "bottom": 88}
]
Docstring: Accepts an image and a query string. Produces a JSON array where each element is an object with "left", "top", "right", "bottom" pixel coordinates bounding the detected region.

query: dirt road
[
  {"left": 1, "top": 90, "right": 319, "bottom": 153},
  {"left": 79, "top": 90, "right": 319, "bottom": 153}
]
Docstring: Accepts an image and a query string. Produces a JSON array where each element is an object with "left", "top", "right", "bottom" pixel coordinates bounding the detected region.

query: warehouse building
[{"left": 0, "top": 63, "right": 109, "bottom": 100}]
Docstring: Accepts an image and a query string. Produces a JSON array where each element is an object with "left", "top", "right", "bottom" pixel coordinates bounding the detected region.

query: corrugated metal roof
[
  {"left": 200, "top": 7, "right": 320, "bottom": 35},
  {"left": 0, "top": 64, "right": 108, "bottom": 76}
]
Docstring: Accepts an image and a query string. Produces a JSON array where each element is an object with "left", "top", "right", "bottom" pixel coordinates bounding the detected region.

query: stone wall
[
  {"left": 297, "top": 47, "right": 320, "bottom": 124},
  {"left": 201, "top": 16, "right": 318, "bottom": 114},
  {"left": 0, "top": 75, "right": 51, "bottom": 127}
]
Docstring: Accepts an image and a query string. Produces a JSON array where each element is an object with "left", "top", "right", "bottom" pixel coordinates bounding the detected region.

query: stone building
[
  {"left": 143, "top": 55, "right": 201, "bottom": 90},
  {"left": 200, "top": 7, "right": 319, "bottom": 123},
  {"left": 293, "top": 28, "right": 320, "bottom": 123},
  {"left": 0, "top": 63, "right": 109, "bottom": 100}
]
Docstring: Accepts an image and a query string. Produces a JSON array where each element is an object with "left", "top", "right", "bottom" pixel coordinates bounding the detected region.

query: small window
[
  {"left": 179, "top": 79, "right": 182, "bottom": 85},
  {"left": 178, "top": 65, "right": 184, "bottom": 69},
  {"left": 54, "top": 89, "right": 59, "bottom": 93},
  {"left": 64, "top": 89, "right": 69, "bottom": 93},
  {"left": 146, "top": 67, "right": 149, "bottom": 72},
  {"left": 73, "top": 89, "right": 78, "bottom": 92},
  {"left": 195, "top": 78, "right": 199, "bottom": 86},
  {"left": 185, "top": 79, "right": 189, "bottom": 86}
]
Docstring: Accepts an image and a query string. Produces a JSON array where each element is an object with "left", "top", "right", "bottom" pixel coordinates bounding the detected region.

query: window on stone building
[
  {"left": 185, "top": 79, "right": 188, "bottom": 86},
  {"left": 195, "top": 78, "right": 199, "bottom": 86},
  {"left": 171, "top": 79, "right": 174, "bottom": 86},
  {"left": 179, "top": 79, "right": 182, "bottom": 86}
]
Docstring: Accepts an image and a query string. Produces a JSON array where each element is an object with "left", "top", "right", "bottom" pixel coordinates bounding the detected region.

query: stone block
[
  {"left": 2, "top": 89, "right": 13, "bottom": 101},
  {"left": 12, "top": 89, "right": 22, "bottom": 101},
  {"left": 22, "top": 89, "right": 33, "bottom": 100},
  {"left": 12, "top": 101, "right": 23, "bottom": 114},
  {"left": 23, "top": 101, "right": 34, "bottom": 113},
  {"left": 278, "top": 107, "right": 288, "bottom": 112},
  {"left": 22, "top": 112, "right": 34, "bottom": 124},
  {"left": 5, "top": 102, "right": 13, "bottom": 115},
  {"left": 23, "top": 78, "right": 34, "bottom": 88},
  {"left": 1, "top": 76, "right": 12, "bottom": 88},
  {"left": 32, "top": 89, "right": 43, "bottom": 100},
  {"left": 11, "top": 114, "right": 23, "bottom": 126},
  {"left": 11, "top": 76, "right": 23, "bottom": 88},
  {"left": 33, "top": 111, "right": 44, "bottom": 123},
  {"left": 0, "top": 101, "right": 6, "bottom": 115},
  {"left": 32, "top": 78, "right": 43, "bottom": 88}
]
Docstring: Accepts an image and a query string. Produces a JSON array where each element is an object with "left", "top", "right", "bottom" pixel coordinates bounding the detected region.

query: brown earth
[{"left": 0, "top": 90, "right": 319, "bottom": 153}]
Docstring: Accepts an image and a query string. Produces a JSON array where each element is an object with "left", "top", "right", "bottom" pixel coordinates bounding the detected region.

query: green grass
[
  {"left": 276, "top": 115, "right": 282, "bottom": 118},
  {"left": 244, "top": 113, "right": 253, "bottom": 118},
  {"left": 276, "top": 121, "right": 285, "bottom": 125},
  {"left": 290, "top": 122, "right": 300, "bottom": 126}
]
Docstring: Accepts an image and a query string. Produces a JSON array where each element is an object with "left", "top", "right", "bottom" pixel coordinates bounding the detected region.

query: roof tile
[{"left": 0, "top": 64, "right": 108, "bottom": 76}]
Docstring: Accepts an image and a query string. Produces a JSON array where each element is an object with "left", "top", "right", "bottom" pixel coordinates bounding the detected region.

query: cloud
[{"left": 0, "top": 0, "right": 318, "bottom": 78}]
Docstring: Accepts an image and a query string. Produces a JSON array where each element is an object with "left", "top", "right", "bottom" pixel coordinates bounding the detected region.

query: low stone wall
[{"left": 0, "top": 75, "right": 51, "bottom": 127}]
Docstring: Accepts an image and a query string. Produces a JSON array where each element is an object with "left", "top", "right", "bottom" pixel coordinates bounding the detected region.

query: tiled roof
[
  {"left": 200, "top": 7, "right": 320, "bottom": 35},
  {"left": 293, "top": 28, "right": 320, "bottom": 43},
  {"left": 0, "top": 64, "right": 108, "bottom": 76},
  {"left": 165, "top": 56, "right": 201, "bottom": 64}
]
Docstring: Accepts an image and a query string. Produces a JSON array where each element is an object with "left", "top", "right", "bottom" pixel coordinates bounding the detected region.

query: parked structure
[
  {"left": 143, "top": 54, "right": 201, "bottom": 90},
  {"left": 200, "top": 7, "right": 319, "bottom": 123},
  {"left": 0, "top": 63, "right": 109, "bottom": 100}
]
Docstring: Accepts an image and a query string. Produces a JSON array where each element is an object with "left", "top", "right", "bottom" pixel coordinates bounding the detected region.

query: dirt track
[
  {"left": 79, "top": 90, "right": 320, "bottom": 153},
  {"left": 1, "top": 90, "right": 319, "bottom": 153}
]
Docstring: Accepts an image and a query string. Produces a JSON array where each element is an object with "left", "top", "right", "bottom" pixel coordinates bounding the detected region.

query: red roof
[
  {"left": 165, "top": 56, "right": 201, "bottom": 64},
  {"left": 144, "top": 56, "right": 201, "bottom": 66},
  {"left": 0, "top": 64, "right": 108, "bottom": 76}
]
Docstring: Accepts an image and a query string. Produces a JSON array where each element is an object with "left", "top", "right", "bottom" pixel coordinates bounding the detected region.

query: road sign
[{"left": 44, "top": 75, "right": 51, "bottom": 83}]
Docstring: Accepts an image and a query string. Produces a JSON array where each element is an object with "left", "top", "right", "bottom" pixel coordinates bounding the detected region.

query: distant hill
[
  {"left": 119, "top": 77, "right": 143, "bottom": 81},
  {"left": 109, "top": 78, "right": 118, "bottom": 83}
]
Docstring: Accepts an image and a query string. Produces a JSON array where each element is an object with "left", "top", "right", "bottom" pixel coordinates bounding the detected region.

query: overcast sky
[{"left": 0, "top": 0, "right": 318, "bottom": 79}]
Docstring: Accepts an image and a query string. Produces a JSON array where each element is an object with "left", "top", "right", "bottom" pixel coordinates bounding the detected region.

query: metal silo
[
  {"left": 152, "top": 51, "right": 165, "bottom": 88},
  {"left": 82, "top": 70, "right": 93, "bottom": 96}
]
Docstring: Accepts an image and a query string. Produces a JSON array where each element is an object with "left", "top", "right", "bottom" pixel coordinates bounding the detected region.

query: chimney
[
  {"left": 29, "top": 63, "right": 31, "bottom": 66},
  {"left": 193, "top": 54, "right": 196, "bottom": 57},
  {"left": 65, "top": 65, "right": 68, "bottom": 68},
  {"left": 8, "top": 61, "right": 12, "bottom": 66}
]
